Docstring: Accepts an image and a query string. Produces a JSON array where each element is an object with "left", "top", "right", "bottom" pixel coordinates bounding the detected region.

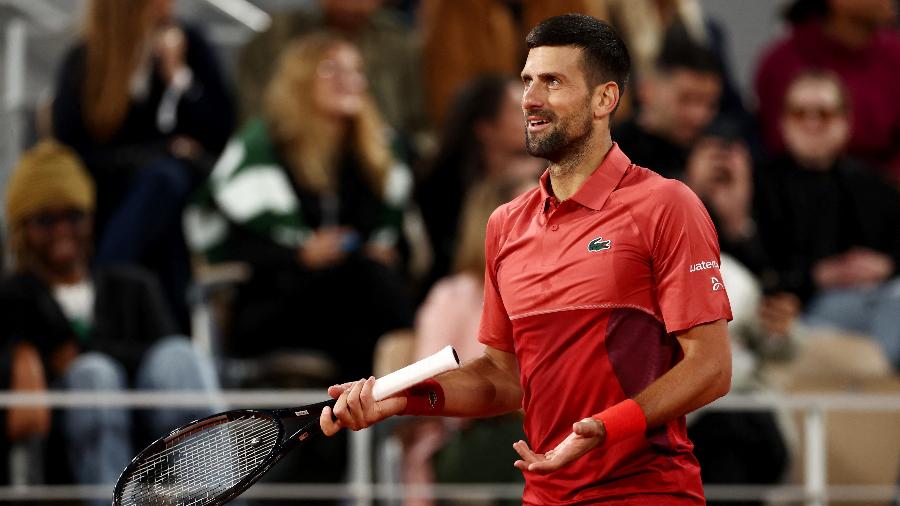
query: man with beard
[{"left": 321, "top": 14, "right": 733, "bottom": 505}]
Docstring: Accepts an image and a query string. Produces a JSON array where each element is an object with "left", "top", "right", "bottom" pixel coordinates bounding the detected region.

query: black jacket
[
  {"left": 0, "top": 266, "right": 176, "bottom": 383},
  {"left": 754, "top": 155, "right": 900, "bottom": 300}
]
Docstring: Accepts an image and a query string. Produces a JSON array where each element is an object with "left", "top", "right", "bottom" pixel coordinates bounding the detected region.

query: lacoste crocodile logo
[{"left": 587, "top": 236, "right": 612, "bottom": 252}]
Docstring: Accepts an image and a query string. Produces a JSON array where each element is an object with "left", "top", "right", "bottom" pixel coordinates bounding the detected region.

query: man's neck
[
  {"left": 823, "top": 14, "right": 878, "bottom": 50},
  {"left": 548, "top": 135, "right": 613, "bottom": 201}
]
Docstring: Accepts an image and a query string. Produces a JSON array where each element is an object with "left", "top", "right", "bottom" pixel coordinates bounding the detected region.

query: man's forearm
[
  {"left": 436, "top": 349, "right": 522, "bottom": 418},
  {"left": 634, "top": 319, "right": 731, "bottom": 428}
]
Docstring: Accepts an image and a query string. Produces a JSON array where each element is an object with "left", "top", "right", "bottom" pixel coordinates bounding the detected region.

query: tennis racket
[{"left": 113, "top": 345, "right": 460, "bottom": 506}]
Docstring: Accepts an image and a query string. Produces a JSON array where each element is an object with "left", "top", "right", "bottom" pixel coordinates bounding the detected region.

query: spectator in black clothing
[
  {"left": 51, "top": 0, "right": 235, "bottom": 327},
  {"left": 613, "top": 37, "right": 722, "bottom": 179},
  {"left": 0, "top": 141, "right": 221, "bottom": 503},
  {"left": 681, "top": 122, "right": 796, "bottom": 504},
  {"left": 755, "top": 70, "right": 900, "bottom": 369},
  {"left": 417, "top": 75, "right": 544, "bottom": 293}
]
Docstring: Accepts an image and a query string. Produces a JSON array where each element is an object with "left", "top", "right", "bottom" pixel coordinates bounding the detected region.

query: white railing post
[
  {"left": 349, "top": 428, "right": 374, "bottom": 506},
  {"left": 2, "top": 17, "right": 28, "bottom": 196},
  {"left": 804, "top": 405, "right": 827, "bottom": 506}
]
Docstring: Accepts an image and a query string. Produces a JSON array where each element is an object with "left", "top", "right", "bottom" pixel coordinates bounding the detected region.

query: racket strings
[
  {"left": 117, "top": 414, "right": 280, "bottom": 505},
  {"left": 127, "top": 416, "right": 263, "bottom": 476}
]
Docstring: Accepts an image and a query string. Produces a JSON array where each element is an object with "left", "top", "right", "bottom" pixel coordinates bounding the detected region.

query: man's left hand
[{"left": 512, "top": 417, "right": 606, "bottom": 474}]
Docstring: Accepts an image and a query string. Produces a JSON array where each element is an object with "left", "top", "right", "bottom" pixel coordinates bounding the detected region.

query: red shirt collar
[{"left": 538, "top": 142, "right": 632, "bottom": 213}]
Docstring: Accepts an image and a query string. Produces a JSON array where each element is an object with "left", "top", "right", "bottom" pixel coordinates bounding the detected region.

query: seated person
[
  {"left": 754, "top": 70, "right": 900, "bottom": 370},
  {"left": 52, "top": 0, "right": 235, "bottom": 326},
  {"left": 613, "top": 36, "right": 723, "bottom": 180},
  {"left": 755, "top": 0, "right": 900, "bottom": 180},
  {"left": 185, "top": 33, "right": 414, "bottom": 382},
  {"left": 0, "top": 140, "right": 221, "bottom": 502},
  {"left": 680, "top": 125, "right": 796, "bottom": 502}
]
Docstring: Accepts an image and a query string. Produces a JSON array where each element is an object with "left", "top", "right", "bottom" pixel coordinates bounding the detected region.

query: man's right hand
[{"left": 319, "top": 377, "right": 407, "bottom": 436}]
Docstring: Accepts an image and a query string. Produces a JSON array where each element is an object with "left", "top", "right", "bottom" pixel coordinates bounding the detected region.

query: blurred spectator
[
  {"left": 755, "top": 0, "right": 900, "bottom": 181},
  {"left": 606, "top": 0, "right": 746, "bottom": 122},
  {"left": 51, "top": 0, "right": 235, "bottom": 327},
  {"left": 237, "top": 0, "right": 427, "bottom": 154},
  {"left": 613, "top": 39, "right": 722, "bottom": 179},
  {"left": 754, "top": 71, "right": 900, "bottom": 369},
  {"left": 682, "top": 126, "right": 796, "bottom": 503},
  {"left": 0, "top": 141, "right": 221, "bottom": 502},
  {"left": 420, "top": 0, "right": 609, "bottom": 127},
  {"left": 185, "top": 34, "right": 414, "bottom": 381},
  {"left": 683, "top": 119, "right": 770, "bottom": 274},
  {"left": 404, "top": 177, "right": 528, "bottom": 506},
  {"left": 687, "top": 255, "right": 794, "bottom": 505},
  {"left": 416, "top": 75, "right": 544, "bottom": 293}
]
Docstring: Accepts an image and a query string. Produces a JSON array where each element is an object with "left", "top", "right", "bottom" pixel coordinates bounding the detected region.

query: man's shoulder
[
  {"left": 616, "top": 167, "right": 703, "bottom": 219},
  {"left": 489, "top": 185, "right": 541, "bottom": 223}
]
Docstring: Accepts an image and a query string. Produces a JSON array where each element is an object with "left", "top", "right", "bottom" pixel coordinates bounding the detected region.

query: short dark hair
[
  {"left": 526, "top": 13, "right": 631, "bottom": 96},
  {"left": 654, "top": 33, "right": 722, "bottom": 76}
]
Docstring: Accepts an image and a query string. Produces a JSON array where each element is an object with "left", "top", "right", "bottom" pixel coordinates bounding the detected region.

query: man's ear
[{"left": 593, "top": 82, "right": 620, "bottom": 119}]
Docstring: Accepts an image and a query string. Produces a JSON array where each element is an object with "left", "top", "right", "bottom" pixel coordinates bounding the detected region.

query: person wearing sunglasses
[
  {"left": 0, "top": 140, "right": 221, "bottom": 503},
  {"left": 754, "top": 70, "right": 900, "bottom": 371}
]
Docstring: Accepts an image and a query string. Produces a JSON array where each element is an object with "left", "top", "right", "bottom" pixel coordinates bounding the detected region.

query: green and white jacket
[{"left": 184, "top": 118, "right": 412, "bottom": 263}]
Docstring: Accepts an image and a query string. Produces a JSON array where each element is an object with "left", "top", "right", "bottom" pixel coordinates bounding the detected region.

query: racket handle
[{"left": 371, "top": 345, "right": 460, "bottom": 401}]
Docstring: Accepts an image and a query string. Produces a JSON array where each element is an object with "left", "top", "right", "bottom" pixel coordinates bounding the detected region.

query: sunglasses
[
  {"left": 784, "top": 105, "right": 845, "bottom": 123},
  {"left": 25, "top": 209, "right": 89, "bottom": 229}
]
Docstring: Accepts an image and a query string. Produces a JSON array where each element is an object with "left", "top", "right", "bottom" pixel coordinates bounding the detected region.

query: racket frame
[{"left": 112, "top": 398, "right": 337, "bottom": 506}]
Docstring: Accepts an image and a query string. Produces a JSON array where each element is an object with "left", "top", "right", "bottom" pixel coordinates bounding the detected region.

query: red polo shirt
[{"left": 478, "top": 144, "right": 732, "bottom": 505}]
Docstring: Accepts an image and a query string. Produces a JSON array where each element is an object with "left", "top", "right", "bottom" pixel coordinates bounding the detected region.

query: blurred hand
[
  {"left": 7, "top": 343, "right": 51, "bottom": 441},
  {"left": 513, "top": 417, "right": 606, "bottom": 474},
  {"left": 154, "top": 25, "right": 187, "bottom": 85},
  {"left": 364, "top": 242, "right": 399, "bottom": 267},
  {"left": 50, "top": 340, "right": 80, "bottom": 378},
  {"left": 319, "top": 377, "right": 406, "bottom": 436},
  {"left": 813, "top": 248, "right": 893, "bottom": 289},
  {"left": 844, "top": 247, "right": 894, "bottom": 285},
  {"left": 169, "top": 135, "right": 203, "bottom": 160},
  {"left": 685, "top": 140, "right": 754, "bottom": 240},
  {"left": 758, "top": 292, "right": 801, "bottom": 338},
  {"left": 298, "top": 228, "right": 349, "bottom": 269}
]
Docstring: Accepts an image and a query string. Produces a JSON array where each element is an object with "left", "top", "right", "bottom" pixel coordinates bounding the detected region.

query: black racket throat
[{"left": 113, "top": 399, "right": 337, "bottom": 506}]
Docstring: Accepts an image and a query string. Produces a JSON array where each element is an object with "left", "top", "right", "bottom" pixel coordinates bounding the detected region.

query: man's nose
[{"left": 522, "top": 85, "right": 544, "bottom": 111}]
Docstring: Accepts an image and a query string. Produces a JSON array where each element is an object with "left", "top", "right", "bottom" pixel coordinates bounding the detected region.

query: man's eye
[{"left": 550, "top": 78, "right": 561, "bottom": 87}]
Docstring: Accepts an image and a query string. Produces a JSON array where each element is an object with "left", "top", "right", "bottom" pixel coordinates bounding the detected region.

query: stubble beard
[{"left": 525, "top": 108, "right": 594, "bottom": 168}]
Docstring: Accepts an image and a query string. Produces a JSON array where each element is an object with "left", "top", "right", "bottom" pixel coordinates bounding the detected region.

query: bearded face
[{"left": 525, "top": 95, "right": 594, "bottom": 162}]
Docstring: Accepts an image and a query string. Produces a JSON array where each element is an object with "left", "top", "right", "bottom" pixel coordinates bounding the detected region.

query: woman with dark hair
[
  {"left": 52, "top": 0, "right": 235, "bottom": 326},
  {"left": 416, "top": 75, "right": 543, "bottom": 292}
]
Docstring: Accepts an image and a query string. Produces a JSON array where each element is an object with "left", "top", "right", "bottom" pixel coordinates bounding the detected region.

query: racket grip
[{"left": 371, "top": 345, "right": 460, "bottom": 401}]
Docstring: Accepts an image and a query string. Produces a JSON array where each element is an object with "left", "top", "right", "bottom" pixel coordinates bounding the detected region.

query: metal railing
[{"left": 0, "top": 390, "right": 899, "bottom": 504}]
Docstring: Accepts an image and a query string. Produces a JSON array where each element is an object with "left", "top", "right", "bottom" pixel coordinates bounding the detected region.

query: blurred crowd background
[{"left": 0, "top": 0, "right": 899, "bottom": 504}]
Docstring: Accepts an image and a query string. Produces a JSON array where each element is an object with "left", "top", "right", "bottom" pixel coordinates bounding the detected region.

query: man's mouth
[{"left": 527, "top": 116, "right": 552, "bottom": 133}]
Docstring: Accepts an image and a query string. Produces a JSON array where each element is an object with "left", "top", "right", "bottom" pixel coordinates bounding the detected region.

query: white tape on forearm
[{"left": 372, "top": 345, "right": 459, "bottom": 401}]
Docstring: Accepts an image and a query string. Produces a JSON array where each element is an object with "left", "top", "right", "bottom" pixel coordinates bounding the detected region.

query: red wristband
[
  {"left": 400, "top": 379, "right": 445, "bottom": 416},
  {"left": 592, "top": 399, "right": 646, "bottom": 448}
]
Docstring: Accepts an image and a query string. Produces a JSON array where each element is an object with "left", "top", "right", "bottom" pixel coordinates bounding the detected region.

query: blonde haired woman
[
  {"left": 186, "top": 33, "right": 414, "bottom": 381},
  {"left": 52, "top": 0, "right": 234, "bottom": 326}
]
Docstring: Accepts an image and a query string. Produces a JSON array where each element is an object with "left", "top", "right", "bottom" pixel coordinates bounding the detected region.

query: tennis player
[{"left": 321, "top": 14, "right": 732, "bottom": 505}]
